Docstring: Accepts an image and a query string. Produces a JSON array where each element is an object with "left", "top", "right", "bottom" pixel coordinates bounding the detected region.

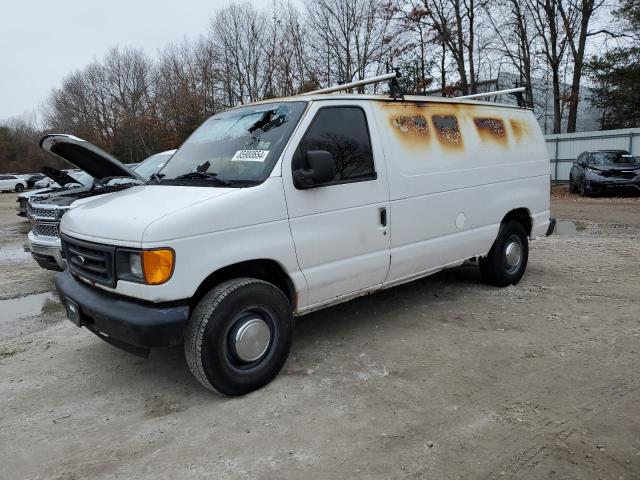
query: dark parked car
[
  {"left": 569, "top": 150, "right": 640, "bottom": 196},
  {"left": 25, "top": 173, "right": 46, "bottom": 188}
]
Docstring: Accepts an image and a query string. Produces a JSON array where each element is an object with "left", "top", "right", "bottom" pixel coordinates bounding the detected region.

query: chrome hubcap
[
  {"left": 232, "top": 316, "right": 271, "bottom": 363},
  {"left": 505, "top": 240, "right": 522, "bottom": 268}
]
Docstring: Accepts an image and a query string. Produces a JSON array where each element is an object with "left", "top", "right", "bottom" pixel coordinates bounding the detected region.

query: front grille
[
  {"left": 600, "top": 170, "right": 637, "bottom": 180},
  {"left": 61, "top": 235, "right": 116, "bottom": 287},
  {"left": 27, "top": 205, "right": 57, "bottom": 219},
  {"left": 32, "top": 222, "right": 59, "bottom": 238}
]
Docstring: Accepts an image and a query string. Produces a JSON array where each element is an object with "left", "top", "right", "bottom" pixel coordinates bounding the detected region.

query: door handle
[{"left": 379, "top": 207, "right": 387, "bottom": 227}]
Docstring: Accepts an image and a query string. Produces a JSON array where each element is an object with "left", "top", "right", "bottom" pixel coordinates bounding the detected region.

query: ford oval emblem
[{"left": 76, "top": 255, "right": 85, "bottom": 265}]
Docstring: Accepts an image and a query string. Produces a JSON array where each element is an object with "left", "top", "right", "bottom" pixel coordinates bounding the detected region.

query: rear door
[{"left": 282, "top": 101, "right": 390, "bottom": 307}]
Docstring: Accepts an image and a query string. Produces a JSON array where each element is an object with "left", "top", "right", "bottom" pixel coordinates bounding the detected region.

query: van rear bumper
[{"left": 55, "top": 269, "right": 189, "bottom": 357}]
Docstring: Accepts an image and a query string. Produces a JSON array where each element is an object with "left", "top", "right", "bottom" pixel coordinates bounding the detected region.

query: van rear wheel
[
  {"left": 184, "top": 278, "right": 294, "bottom": 396},
  {"left": 479, "top": 221, "right": 529, "bottom": 287}
]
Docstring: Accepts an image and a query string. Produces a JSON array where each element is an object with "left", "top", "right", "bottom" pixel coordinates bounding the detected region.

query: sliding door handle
[{"left": 379, "top": 207, "right": 387, "bottom": 227}]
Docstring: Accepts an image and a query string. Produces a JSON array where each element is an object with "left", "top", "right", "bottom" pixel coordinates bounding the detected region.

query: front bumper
[
  {"left": 28, "top": 231, "right": 65, "bottom": 271},
  {"left": 55, "top": 269, "right": 190, "bottom": 357},
  {"left": 587, "top": 177, "right": 640, "bottom": 192}
]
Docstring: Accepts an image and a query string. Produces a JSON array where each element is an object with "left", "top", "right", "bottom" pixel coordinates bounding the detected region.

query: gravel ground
[{"left": 0, "top": 189, "right": 639, "bottom": 480}]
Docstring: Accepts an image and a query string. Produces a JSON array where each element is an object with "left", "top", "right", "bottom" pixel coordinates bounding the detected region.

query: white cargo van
[{"left": 52, "top": 83, "right": 553, "bottom": 395}]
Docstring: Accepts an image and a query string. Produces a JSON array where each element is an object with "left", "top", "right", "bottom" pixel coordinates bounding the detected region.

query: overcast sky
[{"left": 0, "top": 0, "right": 276, "bottom": 122}]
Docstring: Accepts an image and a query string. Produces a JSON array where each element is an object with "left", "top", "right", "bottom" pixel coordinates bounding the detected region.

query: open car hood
[
  {"left": 39, "top": 134, "right": 146, "bottom": 183},
  {"left": 40, "top": 166, "right": 82, "bottom": 188}
]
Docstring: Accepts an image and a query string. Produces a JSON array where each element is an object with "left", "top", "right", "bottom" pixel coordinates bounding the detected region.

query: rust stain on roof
[
  {"left": 432, "top": 114, "right": 464, "bottom": 149},
  {"left": 510, "top": 119, "right": 529, "bottom": 143},
  {"left": 474, "top": 117, "right": 508, "bottom": 146},
  {"left": 384, "top": 103, "right": 431, "bottom": 148}
]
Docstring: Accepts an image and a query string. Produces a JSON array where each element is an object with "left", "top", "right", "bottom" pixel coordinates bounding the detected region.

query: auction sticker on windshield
[{"left": 231, "top": 150, "right": 270, "bottom": 162}]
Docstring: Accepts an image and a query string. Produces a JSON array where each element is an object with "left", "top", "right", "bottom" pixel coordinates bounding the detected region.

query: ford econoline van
[{"left": 51, "top": 89, "right": 553, "bottom": 395}]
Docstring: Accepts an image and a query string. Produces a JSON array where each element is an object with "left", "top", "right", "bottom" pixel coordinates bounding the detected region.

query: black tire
[
  {"left": 580, "top": 180, "right": 590, "bottom": 197},
  {"left": 185, "top": 278, "right": 294, "bottom": 396},
  {"left": 479, "top": 221, "right": 529, "bottom": 287},
  {"left": 15, "top": 183, "right": 24, "bottom": 193}
]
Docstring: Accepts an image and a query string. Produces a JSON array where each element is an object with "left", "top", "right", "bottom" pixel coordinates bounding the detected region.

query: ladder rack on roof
[
  {"left": 301, "top": 71, "right": 526, "bottom": 102},
  {"left": 302, "top": 71, "right": 401, "bottom": 96},
  {"left": 457, "top": 87, "right": 525, "bottom": 100}
]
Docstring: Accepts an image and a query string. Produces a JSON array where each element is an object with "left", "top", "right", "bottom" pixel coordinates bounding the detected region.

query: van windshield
[{"left": 157, "top": 102, "right": 306, "bottom": 187}]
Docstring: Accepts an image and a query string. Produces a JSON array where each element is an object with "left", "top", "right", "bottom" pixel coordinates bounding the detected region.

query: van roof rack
[
  {"left": 457, "top": 87, "right": 525, "bottom": 100},
  {"left": 301, "top": 72, "right": 525, "bottom": 103},
  {"left": 302, "top": 71, "right": 402, "bottom": 98}
]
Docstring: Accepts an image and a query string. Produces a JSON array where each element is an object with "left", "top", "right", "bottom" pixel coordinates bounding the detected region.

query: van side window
[
  {"left": 297, "top": 107, "right": 376, "bottom": 184},
  {"left": 432, "top": 115, "right": 462, "bottom": 146}
]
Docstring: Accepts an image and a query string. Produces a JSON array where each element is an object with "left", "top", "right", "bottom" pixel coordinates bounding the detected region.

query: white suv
[
  {"left": 53, "top": 93, "right": 553, "bottom": 395},
  {"left": 0, "top": 174, "right": 27, "bottom": 193}
]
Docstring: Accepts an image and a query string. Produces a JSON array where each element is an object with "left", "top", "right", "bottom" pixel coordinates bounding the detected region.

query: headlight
[
  {"left": 129, "top": 252, "right": 143, "bottom": 278},
  {"left": 116, "top": 248, "right": 174, "bottom": 285}
]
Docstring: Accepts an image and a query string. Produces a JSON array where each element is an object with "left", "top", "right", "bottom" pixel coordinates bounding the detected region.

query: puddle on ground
[
  {"left": 553, "top": 220, "right": 577, "bottom": 236},
  {"left": 17, "top": 223, "right": 31, "bottom": 235},
  {"left": 0, "top": 292, "right": 64, "bottom": 341},
  {"left": 0, "top": 245, "right": 31, "bottom": 263},
  {"left": 0, "top": 222, "right": 31, "bottom": 236}
]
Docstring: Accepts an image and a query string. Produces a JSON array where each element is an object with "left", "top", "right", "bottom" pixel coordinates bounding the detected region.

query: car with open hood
[
  {"left": 27, "top": 135, "right": 170, "bottom": 271},
  {"left": 53, "top": 82, "right": 554, "bottom": 396},
  {"left": 16, "top": 167, "right": 90, "bottom": 217},
  {"left": 569, "top": 150, "right": 640, "bottom": 196}
]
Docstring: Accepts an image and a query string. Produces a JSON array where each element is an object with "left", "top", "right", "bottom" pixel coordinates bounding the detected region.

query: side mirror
[{"left": 293, "top": 150, "right": 336, "bottom": 189}]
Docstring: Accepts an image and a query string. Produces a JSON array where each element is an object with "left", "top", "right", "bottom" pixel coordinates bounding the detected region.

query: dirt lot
[{"left": 1, "top": 188, "right": 639, "bottom": 480}]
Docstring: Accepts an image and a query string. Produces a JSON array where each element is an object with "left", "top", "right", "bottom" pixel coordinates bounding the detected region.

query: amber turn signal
[{"left": 142, "top": 249, "right": 175, "bottom": 285}]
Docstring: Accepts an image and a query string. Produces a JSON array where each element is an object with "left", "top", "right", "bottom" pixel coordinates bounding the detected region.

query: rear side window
[
  {"left": 432, "top": 114, "right": 462, "bottom": 146},
  {"left": 296, "top": 107, "right": 375, "bottom": 184}
]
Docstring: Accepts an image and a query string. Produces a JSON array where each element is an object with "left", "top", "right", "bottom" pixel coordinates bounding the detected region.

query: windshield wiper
[
  {"left": 149, "top": 172, "right": 165, "bottom": 184},
  {"left": 173, "top": 171, "right": 232, "bottom": 186}
]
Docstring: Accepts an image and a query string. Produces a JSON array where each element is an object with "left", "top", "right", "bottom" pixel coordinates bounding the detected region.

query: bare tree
[
  {"left": 558, "top": 0, "right": 611, "bottom": 132},
  {"left": 526, "top": 0, "right": 571, "bottom": 133},
  {"left": 305, "top": 0, "right": 399, "bottom": 91},
  {"left": 485, "top": 0, "right": 538, "bottom": 108}
]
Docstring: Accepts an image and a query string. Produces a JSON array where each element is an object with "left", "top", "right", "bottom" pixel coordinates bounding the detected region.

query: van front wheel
[
  {"left": 184, "top": 278, "right": 294, "bottom": 396},
  {"left": 479, "top": 221, "right": 529, "bottom": 287}
]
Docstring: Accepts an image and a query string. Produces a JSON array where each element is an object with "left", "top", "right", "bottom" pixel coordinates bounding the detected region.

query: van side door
[{"left": 282, "top": 101, "right": 390, "bottom": 308}]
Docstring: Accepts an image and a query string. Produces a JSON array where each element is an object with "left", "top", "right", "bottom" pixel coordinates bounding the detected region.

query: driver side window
[{"left": 295, "top": 106, "right": 376, "bottom": 185}]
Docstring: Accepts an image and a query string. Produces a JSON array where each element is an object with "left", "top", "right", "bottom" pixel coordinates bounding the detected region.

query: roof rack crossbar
[
  {"left": 457, "top": 87, "right": 526, "bottom": 100},
  {"left": 302, "top": 71, "right": 400, "bottom": 96}
]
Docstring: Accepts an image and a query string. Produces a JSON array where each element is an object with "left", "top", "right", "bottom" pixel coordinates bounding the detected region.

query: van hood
[
  {"left": 60, "top": 185, "right": 238, "bottom": 244},
  {"left": 40, "top": 134, "right": 145, "bottom": 183}
]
